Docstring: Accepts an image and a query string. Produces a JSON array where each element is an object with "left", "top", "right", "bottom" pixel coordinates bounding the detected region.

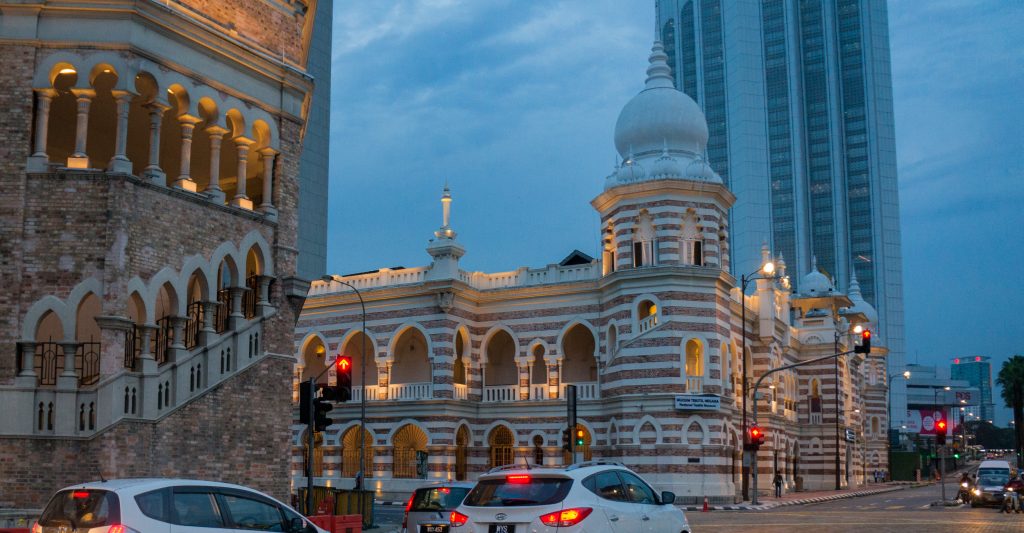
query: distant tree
[
  {"left": 966, "top": 420, "right": 1014, "bottom": 450},
  {"left": 996, "top": 355, "right": 1024, "bottom": 467}
]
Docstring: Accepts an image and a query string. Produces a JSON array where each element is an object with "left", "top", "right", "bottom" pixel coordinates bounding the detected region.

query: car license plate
[
  {"left": 421, "top": 525, "right": 449, "bottom": 533},
  {"left": 488, "top": 525, "right": 515, "bottom": 533}
]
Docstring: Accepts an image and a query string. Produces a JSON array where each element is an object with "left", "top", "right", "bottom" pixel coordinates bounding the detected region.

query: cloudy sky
[{"left": 327, "top": 1, "right": 1023, "bottom": 422}]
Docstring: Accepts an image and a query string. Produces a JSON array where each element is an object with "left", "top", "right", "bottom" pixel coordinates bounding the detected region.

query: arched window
[
  {"left": 606, "top": 325, "right": 618, "bottom": 358},
  {"left": 561, "top": 325, "right": 597, "bottom": 384},
  {"left": 453, "top": 331, "right": 467, "bottom": 386},
  {"left": 342, "top": 331, "right": 377, "bottom": 389},
  {"left": 530, "top": 344, "right": 547, "bottom": 399},
  {"left": 680, "top": 211, "right": 703, "bottom": 266},
  {"left": 484, "top": 331, "right": 517, "bottom": 402},
  {"left": 455, "top": 426, "right": 470, "bottom": 481},
  {"left": 637, "top": 300, "right": 658, "bottom": 333},
  {"left": 810, "top": 379, "right": 822, "bottom": 424},
  {"left": 300, "top": 337, "right": 329, "bottom": 387},
  {"left": 342, "top": 425, "right": 374, "bottom": 479},
  {"left": 684, "top": 339, "right": 703, "bottom": 393},
  {"left": 391, "top": 327, "right": 431, "bottom": 385},
  {"left": 34, "top": 310, "right": 63, "bottom": 387},
  {"left": 392, "top": 424, "right": 429, "bottom": 479},
  {"left": 75, "top": 292, "right": 102, "bottom": 386},
  {"left": 632, "top": 210, "right": 657, "bottom": 267},
  {"left": 489, "top": 426, "right": 515, "bottom": 468},
  {"left": 602, "top": 222, "right": 617, "bottom": 275},
  {"left": 871, "top": 417, "right": 880, "bottom": 435},
  {"left": 532, "top": 435, "right": 545, "bottom": 466}
]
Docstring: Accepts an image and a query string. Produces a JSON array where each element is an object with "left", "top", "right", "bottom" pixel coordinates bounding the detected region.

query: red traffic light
[
  {"left": 862, "top": 330, "right": 871, "bottom": 341},
  {"left": 936, "top": 420, "right": 947, "bottom": 432},
  {"left": 336, "top": 355, "right": 352, "bottom": 373},
  {"left": 750, "top": 427, "right": 761, "bottom": 438}
]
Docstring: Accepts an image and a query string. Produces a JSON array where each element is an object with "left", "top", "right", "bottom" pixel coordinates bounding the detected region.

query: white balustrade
[
  {"left": 453, "top": 383, "right": 468, "bottom": 400},
  {"left": 349, "top": 385, "right": 380, "bottom": 402},
  {"left": 684, "top": 376, "right": 703, "bottom": 393},
  {"left": 388, "top": 382, "right": 432, "bottom": 400},
  {"left": 638, "top": 314, "right": 658, "bottom": 333},
  {"left": 483, "top": 385, "right": 518, "bottom": 403},
  {"left": 561, "top": 381, "right": 599, "bottom": 400},
  {"left": 530, "top": 384, "right": 547, "bottom": 400}
]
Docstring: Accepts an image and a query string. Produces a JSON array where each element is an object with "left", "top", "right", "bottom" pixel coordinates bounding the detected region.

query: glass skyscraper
[
  {"left": 656, "top": 0, "right": 906, "bottom": 424},
  {"left": 951, "top": 356, "right": 996, "bottom": 424}
]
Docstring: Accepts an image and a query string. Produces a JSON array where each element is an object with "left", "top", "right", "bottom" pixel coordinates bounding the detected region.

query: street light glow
[
  {"left": 903, "top": 370, "right": 911, "bottom": 379},
  {"left": 762, "top": 261, "right": 775, "bottom": 275}
]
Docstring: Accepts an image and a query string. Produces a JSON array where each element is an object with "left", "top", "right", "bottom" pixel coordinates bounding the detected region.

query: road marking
[{"left": 886, "top": 505, "right": 904, "bottom": 510}]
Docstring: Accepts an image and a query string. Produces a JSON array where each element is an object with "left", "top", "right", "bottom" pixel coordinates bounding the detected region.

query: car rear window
[
  {"left": 411, "top": 487, "right": 471, "bottom": 511},
  {"left": 463, "top": 477, "right": 572, "bottom": 507},
  {"left": 979, "top": 468, "right": 1009, "bottom": 477},
  {"left": 39, "top": 489, "right": 120, "bottom": 529}
]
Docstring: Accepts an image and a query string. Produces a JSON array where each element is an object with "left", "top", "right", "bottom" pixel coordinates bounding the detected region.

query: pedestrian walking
[{"left": 773, "top": 472, "right": 783, "bottom": 498}]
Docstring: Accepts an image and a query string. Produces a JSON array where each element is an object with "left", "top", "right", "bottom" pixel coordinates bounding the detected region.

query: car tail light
[
  {"left": 31, "top": 523, "right": 42, "bottom": 533},
  {"left": 72, "top": 491, "right": 91, "bottom": 499},
  {"left": 539, "top": 507, "right": 592, "bottom": 527},
  {"left": 450, "top": 510, "right": 469, "bottom": 527},
  {"left": 108, "top": 526, "right": 126, "bottom": 533},
  {"left": 506, "top": 474, "right": 531, "bottom": 484},
  {"left": 402, "top": 493, "right": 415, "bottom": 529}
]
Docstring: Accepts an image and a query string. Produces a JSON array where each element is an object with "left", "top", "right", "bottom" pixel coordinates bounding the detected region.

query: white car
[
  {"left": 32, "top": 479, "right": 327, "bottom": 533},
  {"left": 449, "top": 462, "right": 690, "bottom": 533}
]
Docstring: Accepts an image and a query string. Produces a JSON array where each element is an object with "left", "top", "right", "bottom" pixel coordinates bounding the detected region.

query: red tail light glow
[
  {"left": 402, "top": 493, "right": 414, "bottom": 529},
  {"left": 506, "top": 474, "right": 532, "bottom": 484},
  {"left": 450, "top": 510, "right": 469, "bottom": 527},
  {"left": 540, "top": 507, "right": 592, "bottom": 527},
  {"left": 72, "top": 491, "right": 91, "bottom": 499},
  {"left": 31, "top": 523, "right": 42, "bottom": 533},
  {"left": 108, "top": 526, "right": 126, "bottom": 533}
]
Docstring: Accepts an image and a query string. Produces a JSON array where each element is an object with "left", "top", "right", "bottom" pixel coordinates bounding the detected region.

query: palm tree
[{"left": 996, "top": 355, "right": 1024, "bottom": 468}]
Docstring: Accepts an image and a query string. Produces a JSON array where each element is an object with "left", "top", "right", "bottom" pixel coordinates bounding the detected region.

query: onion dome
[
  {"left": 650, "top": 141, "right": 682, "bottom": 179},
  {"left": 800, "top": 256, "right": 834, "bottom": 297},
  {"left": 614, "top": 41, "right": 708, "bottom": 159},
  {"left": 845, "top": 271, "right": 878, "bottom": 325},
  {"left": 615, "top": 152, "right": 646, "bottom": 182}
]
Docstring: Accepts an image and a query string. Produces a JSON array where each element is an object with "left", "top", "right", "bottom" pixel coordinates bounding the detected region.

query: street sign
[
  {"left": 674, "top": 394, "right": 721, "bottom": 411},
  {"left": 844, "top": 428, "right": 856, "bottom": 443}
]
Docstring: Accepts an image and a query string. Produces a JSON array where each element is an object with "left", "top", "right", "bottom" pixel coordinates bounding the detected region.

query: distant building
[
  {"left": 654, "top": 0, "right": 908, "bottom": 429},
  {"left": 904, "top": 364, "right": 979, "bottom": 438},
  {"left": 951, "top": 356, "right": 995, "bottom": 423}
]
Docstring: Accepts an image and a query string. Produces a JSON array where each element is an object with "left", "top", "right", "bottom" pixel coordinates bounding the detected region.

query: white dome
[
  {"left": 650, "top": 144, "right": 682, "bottom": 179},
  {"left": 614, "top": 41, "right": 708, "bottom": 159},
  {"left": 845, "top": 272, "right": 878, "bottom": 325},
  {"left": 800, "top": 257, "right": 834, "bottom": 297}
]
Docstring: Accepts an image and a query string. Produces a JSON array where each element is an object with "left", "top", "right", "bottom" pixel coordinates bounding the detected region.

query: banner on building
[
  {"left": 906, "top": 408, "right": 948, "bottom": 435},
  {"left": 675, "top": 394, "right": 721, "bottom": 411}
]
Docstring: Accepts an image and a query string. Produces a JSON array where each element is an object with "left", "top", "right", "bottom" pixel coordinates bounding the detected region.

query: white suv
[
  {"left": 32, "top": 479, "right": 327, "bottom": 533},
  {"left": 449, "top": 462, "right": 690, "bottom": 533}
]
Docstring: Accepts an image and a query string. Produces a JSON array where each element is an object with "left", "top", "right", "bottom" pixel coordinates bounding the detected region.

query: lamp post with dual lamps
[{"left": 740, "top": 258, "right": 777, "bottom": 501}]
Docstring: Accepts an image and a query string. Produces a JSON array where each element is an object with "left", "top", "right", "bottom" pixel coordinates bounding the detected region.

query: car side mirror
[
  {"left": 660, "top": 491, "right": 676, "bottom": 505},
  {"left": 288, "top": 517, "right": 307, "bottom": 532}
]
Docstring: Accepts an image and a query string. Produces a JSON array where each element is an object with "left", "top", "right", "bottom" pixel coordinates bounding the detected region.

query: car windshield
[
  {"left": 411, "top": 487, "right": 471, "bottom": 511},
  {"left": 463, "top": 477, "right": 572, "bottom": 507},
  {"left": 39, "top": 489, "right": 119, "bottom": 529},
  {"left": 979, "top": 474, "right": 1008, "bottom": 487},
  {"left": 978, "top": 468, "right": 1008, "bottom": 477}
]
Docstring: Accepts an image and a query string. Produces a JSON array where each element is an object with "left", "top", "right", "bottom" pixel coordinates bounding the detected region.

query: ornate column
[
  {"left": 255, "top": 275, "right": 274, "bottom": 317},
  {"left": 94, "top": 315, "right": 134, "bottom": 378},
  {"left": 519, "top": 360, "right": 530, "bottom": 401},
  {"left": 230, "top": 138, "right": 253, "bottom": 208},
  {"left": 548, "top": 356, "right": 560, "bottom": 399},
  {"left": 58, "top": 341, "right": 80, "bottom": 387},
  {"left": 144, "top": 102, "right": 170, "bottom": 184},
  {"left": 204, "top": 125, "right": 228, "bottom": 203},
  {"left": 16, "top": 342, "right": 38, "bottom": 386},
  {"left": 108, "top": 92, "right": 133, "bottom": 173},
  {"left": 28, "top": 89, "right": 55, "bottom": 171},
  {"left": 137, "top": 324, "right": 158, "bottom": 375},
  {"left": 174, "top": 116, "right": 201, "bottom": 190},
  {"left": 228, "top": 287, "right": 245, "bottom": 329},
  {"left": 200, "top": 300, "right": 217, "bottom": 344},
  {"left": 68, "top": 89, "right": 95, "bottom": 169},
  {"left": 258, "top": 148, "right": 277, "bottom": 219}
]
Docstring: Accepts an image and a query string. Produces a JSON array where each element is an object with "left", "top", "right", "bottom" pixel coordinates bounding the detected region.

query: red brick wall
[
  {"left": 167, "top": 0, "right": 308, "bottom": 63},
  {"left": 0, "top": 355, "right": 294, "bottom": 509}
]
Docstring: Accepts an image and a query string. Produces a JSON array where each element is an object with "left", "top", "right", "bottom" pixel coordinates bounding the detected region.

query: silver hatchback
[{"left": 402, "top": 482, "right": 475, "bottom": 533}]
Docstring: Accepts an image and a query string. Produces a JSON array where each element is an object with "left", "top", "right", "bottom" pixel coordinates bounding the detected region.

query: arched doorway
[
  {"left": 392, "top": 424, "right": 429, "bottom": 479},
  {"left": 342, "top": 425, "right": 374, "bottom": 478},
  {"left": 489, "top": 426, "right": 515, "bottom": 468},
  {"left": 484, "top": 331, "right": 517, "bottom": 402},
  {"left": 455, "top": 426, "right": 470, "bottom": 481}
]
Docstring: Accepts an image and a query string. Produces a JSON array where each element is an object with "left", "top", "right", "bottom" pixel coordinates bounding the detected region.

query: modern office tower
[
  {"left": 952, "top": 356, "right": 996, "bottom": 423},
  {"left": 656, "top": 0, "right": 906, "bottom": 425}
]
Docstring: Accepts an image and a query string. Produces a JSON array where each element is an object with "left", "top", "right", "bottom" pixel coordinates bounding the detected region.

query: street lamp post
[
  {"left": 740, "top": 260, "right": 775, "bottom": 502},
  {"left": 323, "top": 276, "right": 368, "bottom": 520},
  {"left": 887, "top": 370, "right": 911, "bottom": 480}
]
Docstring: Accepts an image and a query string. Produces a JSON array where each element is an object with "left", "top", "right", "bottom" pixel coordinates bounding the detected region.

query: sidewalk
[{"left": 682, "top": 482, "right": 931, "bottom": 511}]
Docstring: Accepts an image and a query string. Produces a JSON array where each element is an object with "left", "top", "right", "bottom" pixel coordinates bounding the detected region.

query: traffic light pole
[
  {"left": 750, "top": 348, "right": 858, "bottom": 505},
  {"left": 305, "top": 377, "right": 316, "bottom": 515}
]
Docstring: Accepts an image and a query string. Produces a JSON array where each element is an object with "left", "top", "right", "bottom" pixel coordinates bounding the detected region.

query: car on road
[
  {"left": 449, "top": 461, "right": 689, "bottom": 533},
  {"left": 402, "top": 481, "right": 475, "bottom": 533},
  {"left": 32, "top": 479, "right": 326, "bottom": 533},
  {"left": 972, "top": 460, "right": 1014, "bottom": 508}
]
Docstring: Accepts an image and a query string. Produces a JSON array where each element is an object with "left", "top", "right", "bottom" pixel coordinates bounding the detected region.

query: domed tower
[{"left": 592, "top": 41, "right": 734, "bottom": 273}]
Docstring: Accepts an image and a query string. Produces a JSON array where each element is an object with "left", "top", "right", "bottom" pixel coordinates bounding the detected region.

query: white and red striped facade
[{"left": 290, "top": 41, "right": 889, "bottom": 503}]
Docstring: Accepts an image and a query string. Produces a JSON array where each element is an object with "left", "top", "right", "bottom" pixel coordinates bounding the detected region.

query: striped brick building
[{"left": 292, "top": 41, "right": 889, "bottom": 503}]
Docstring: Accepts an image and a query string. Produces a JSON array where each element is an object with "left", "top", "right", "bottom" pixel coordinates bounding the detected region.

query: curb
[{"left": 681, "top": 485, "right": 919, "bottom": 511}]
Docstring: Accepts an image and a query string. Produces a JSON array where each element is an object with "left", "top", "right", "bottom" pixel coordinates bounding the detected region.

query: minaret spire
[{"left": 436, "top": 182, "right": 455, "bottom": 239}]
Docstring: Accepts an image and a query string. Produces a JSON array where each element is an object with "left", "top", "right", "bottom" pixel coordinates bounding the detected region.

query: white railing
[
  {"left": 349, "top": 385, "right": 381, "bottom": 402},
  {"left": 309, "top": 266, "right": 430, "bottom": 295},
  {"left": 453, "top": 383, "right": 468, "bottom": 400},
  {"left": 684, "top": 376, "right": 703, "bottom": 394},
  {"left": 483, "top": 385, "right": 518, "bottom": 403},
  {"left": 810, "top": 413, "right": 823, "bottom": 424},
  {"left": 531, "top": 384, "right": 548, "bottom": 400},
  {"left": 638, "top": 314, "right": 658, "bottom": 333},
  {"left": 388, "top": 382, "right": 432, "bottom": 400},
  {"left": 562, "top": 381, "right": 599, "bottom": 400}
]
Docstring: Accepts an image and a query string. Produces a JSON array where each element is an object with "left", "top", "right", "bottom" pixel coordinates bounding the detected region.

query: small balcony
[
  {"left": 453, "top": 383, "right": 468, "bottom": 400},
  {"left": 483, "top": 385, "right": 518, "bottom": 403},
  {"left": 388, "top": 382, "right": 432, "bottom": 400}
]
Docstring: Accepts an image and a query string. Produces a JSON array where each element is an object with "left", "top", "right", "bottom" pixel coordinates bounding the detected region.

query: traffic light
[
  {"left": 299, "top": 380, "right": 313, "bottom": 425},
  {"left": 576, "top": 429, "right": 585, "bottom": 447},
  {"left": 561, "top": 428, "right": 571, "bottom": 452},
  {"left": 936, "top": 419, "right": 947, "bottom": 446},
  {"left": 748, "top": 425, "right": 766, "bottom": 448},
  {"left": 853, "top": 329, "right": 872, "bottom": 354},
  {"left": 336, "top": 355, "right": 353, "bottom": 402},
  {"left": 313, "top": 395, "right": 334, "bottom": 432}
]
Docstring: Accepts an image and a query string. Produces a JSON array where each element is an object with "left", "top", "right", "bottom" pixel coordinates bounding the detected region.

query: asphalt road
[{"left": 688, "top": 483, "right": 1024, "bottom": 532}]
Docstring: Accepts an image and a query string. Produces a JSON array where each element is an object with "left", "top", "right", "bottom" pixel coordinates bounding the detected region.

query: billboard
[{"left": 906, "top": 408, "right": 948, "bottom": 435}]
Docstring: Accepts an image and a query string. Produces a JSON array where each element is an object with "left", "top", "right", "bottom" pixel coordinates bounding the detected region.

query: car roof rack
[{"left": 565, "top": 461, "right": 624, "bottom": 471}]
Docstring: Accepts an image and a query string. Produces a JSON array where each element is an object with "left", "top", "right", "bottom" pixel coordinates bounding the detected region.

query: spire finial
[
  {"left": 645, "top": 40, "right": 675, "bottom": 89},
  {"left": 437, "top": 183, "right": 455, "bottom": 239}
]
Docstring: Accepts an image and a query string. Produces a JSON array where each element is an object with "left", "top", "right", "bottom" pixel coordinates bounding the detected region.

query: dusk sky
[{"left": 327, "top": 1, "right": 1023, "bottom": 423}]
